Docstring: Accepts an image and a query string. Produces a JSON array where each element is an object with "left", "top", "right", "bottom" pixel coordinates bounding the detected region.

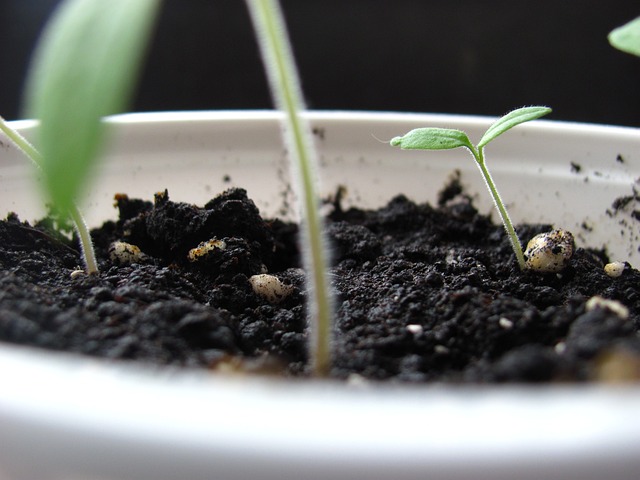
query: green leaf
[
  {"left": 390, "top": 128, "right": 473, "bottom": 151},
  {"left": 478, "top": 106, "right": 551, "bottom": 149},
  {"left": 24, "top": 0, "right": 160, "bottom": 214},
  {"left": 609, "top": 17, "right": 640, "bottom": 57}
]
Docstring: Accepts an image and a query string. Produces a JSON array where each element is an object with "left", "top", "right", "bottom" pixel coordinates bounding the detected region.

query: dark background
[{"left": 0, "top": 0, "right": 638, "bottom": 126}]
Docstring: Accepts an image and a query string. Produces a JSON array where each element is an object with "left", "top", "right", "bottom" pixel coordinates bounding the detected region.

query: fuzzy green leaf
[
  {"left": 609, "top": 17, "right": 640, "bottom": 57},
  {"left": 478, "top": 106, "right": 551, "bottom": 149},
  {"left": 390, "top": 128, "right": 473, "bottom": 151},
  {"left": 24, "top": 0, "right": 160, "bottom": 214}
]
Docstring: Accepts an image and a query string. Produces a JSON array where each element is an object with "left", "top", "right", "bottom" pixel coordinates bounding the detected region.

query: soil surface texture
[{"left": 1, "top": 184, "right": 640, "bottom": 384}]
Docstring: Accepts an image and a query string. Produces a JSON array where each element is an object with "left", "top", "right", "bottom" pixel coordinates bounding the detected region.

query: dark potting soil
[{"left": 1, "top": 183, "right": 640, "bottom": 384}]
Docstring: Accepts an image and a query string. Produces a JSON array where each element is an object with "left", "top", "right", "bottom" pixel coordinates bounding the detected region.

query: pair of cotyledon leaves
[
  {"left": 390, "top": 106, "right": 551, "bottom": 156},
  {"left": 391, "top": 15, "right": 640, "bottom": 155}
]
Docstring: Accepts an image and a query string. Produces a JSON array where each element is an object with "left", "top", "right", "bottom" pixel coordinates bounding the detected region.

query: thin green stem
[
  {"left": 246, "top": 0, "right": 333, "bottom": 376},
  {"left": 0, "top": 115, "right": 99, "bottom": 275},
  {"left": 0, "top": 116, "right": 42, "bottom": 168},
  {"left": 474, "top": 147, "right": 526, "bottom": 270},
  {"left": 68, "top": 203, "right": 99, "bottom": 275}
]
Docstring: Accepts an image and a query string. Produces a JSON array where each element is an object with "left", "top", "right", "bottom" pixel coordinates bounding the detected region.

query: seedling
[
  {"left": 1, "top": 0, "right": 333, "bottom": 376},
  {"left": 390, "top": 106, "right": 552, "bottom": 270},
  {"left": 0, "top": 0, "right": 161, "bottom": 275},
  {"left": 609, "top": 17, "right": 640, "bottom": 57},
  {"left": 0, "top": 116, "right": 99, "bottom": 273},
  {"left": 246, "top": 0, "right": 334, "bottom": 376}
]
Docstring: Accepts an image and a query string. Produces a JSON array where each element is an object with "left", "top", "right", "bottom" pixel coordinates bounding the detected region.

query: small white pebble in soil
[
  {"left": 554, "top": 342, "right": 567, "bottom": 354},
  {"left": 70, "top": 269, "right": 85, "bottom": 279},
  {"left": 604, "top": 261, "right": 626, "bottom": 278},
  {"left": 498, "top": 317, "right": 514, "bottom": 329},
  {"left": 187, "top": 238, "right": 227, "bottom": 262},
  {"left": 249, "top": 274, "right": 294, "bottom": 304},
  {"left": 524, "top": 229, "right": 574, "bottom": 273},
  {"left": 406, "top": 324, "right": 423, "bottom": 335},
  {"left": 445, "top": 249, "right": 457, "bottom": 265},
  {"left": 346, "top": 373, "right": 369, "bottom": 388},
  {"left": 434, "top": 345, "right": 450, "bottom": 355},
  {"left": 585, "top": 295, "right": 629, "bottom": 320},
  {"left": 109, "top": 241, "right": 148, "bottom": 265}
]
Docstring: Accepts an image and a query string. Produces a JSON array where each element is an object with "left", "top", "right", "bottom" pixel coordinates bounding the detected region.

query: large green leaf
[
  {"left": 478, "top": 106, "right": 551, "bottom": 149},
  {"left": 609, "top": 17, "right": 640, "bottom": 57},
  {"left": 24, "top": 0, "right": 160, "bottom": 214},
  {"left": 390, "top": 127, "right": 473, "bottom": 151}
]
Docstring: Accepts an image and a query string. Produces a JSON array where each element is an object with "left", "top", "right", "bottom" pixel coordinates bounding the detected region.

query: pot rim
[{"left": 11, "top": 108, "right": 640, "bottom": 132}]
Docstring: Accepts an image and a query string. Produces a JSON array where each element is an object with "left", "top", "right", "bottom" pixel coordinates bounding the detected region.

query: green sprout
[
  {"left": 2, "top": 0, "right": 334, "bottom": 375},
  {"left": 246, "top": 0, "right": 334, "bottom": 377},
  {"left": 609, "top": 16, "right": 640, "bottom": 57},
  {"left": 2, "top": 0, "right": 161, "bottom": 275},
  {"left": 0, "top": 116, "right": 99, "bottom": 273},
  {"left": 391, "top": 106, "right": 552, "bottom": 270}
]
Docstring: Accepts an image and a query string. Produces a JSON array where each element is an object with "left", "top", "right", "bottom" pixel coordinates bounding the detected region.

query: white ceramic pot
[{"left": 0, "top": 111, "right": 639, "bottom": 480}]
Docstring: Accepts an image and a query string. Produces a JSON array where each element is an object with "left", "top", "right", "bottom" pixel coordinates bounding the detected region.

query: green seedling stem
[
  {"left": 472, "top": 144, "right": 525, "bottom": 269},
  {"left": 246, "top": 0, "right": 334, "bottom": 376},
  {"left": 7, "top": 0, "right": 160, "bottom": 275},
  {"left": 391, "top": 106, "right": 552, "bottom": 270},
  {"left": 0, "top": 116, "right": 99, "bottom": 274}
]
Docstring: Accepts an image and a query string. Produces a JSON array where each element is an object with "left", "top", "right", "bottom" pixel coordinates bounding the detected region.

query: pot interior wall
[{"left": 3, "top": 111, "right": 640, "bottom": 263}]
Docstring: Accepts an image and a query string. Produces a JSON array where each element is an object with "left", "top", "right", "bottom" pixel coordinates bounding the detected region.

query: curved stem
[
  {"left": 0, "top": 117, "right": 42, "bottom": 168},
  {"left": 68, "top": 204, "right": 99, "bottom": 274},
  {"left": 475, "top": 147, "right": 526, "bottom": 270}
]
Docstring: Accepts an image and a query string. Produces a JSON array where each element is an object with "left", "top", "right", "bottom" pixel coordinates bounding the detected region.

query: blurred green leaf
[
  {"left": 609, "top": 17, "right": 640, "bottom": 57},
  {"left": 24, "top": 0, "right": 160, "bottom": 214}
]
